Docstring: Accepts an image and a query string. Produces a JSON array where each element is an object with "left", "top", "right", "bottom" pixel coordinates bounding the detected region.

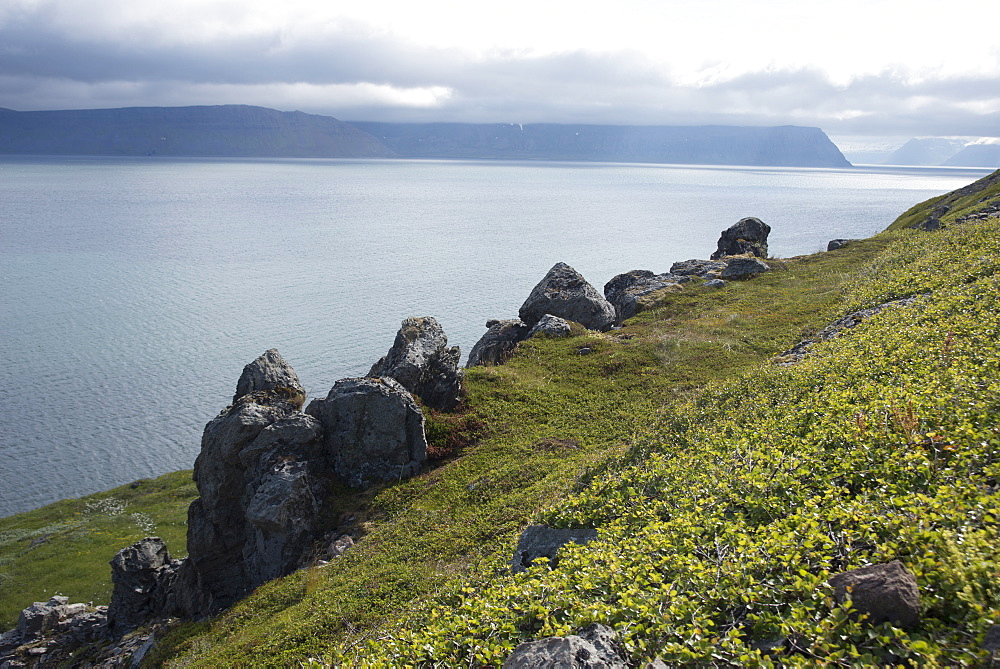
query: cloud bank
[{"left": 1, "top": 0, "right": 997, "bottom": 137}]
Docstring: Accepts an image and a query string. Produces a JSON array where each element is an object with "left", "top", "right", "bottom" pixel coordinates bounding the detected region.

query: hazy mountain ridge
[
  {"left": 351, "top": 121, "right": 851, "bottom": 167},
  {"left": 0, "top": 105, "right": 393, "bottom": 158},
  {"left": 1, "top": 105, "right": 850, "bottom": 167}
]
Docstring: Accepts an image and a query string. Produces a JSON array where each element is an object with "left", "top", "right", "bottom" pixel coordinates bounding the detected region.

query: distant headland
[{"left": 0, "top": 104, "right": 851, "bottom": 167}]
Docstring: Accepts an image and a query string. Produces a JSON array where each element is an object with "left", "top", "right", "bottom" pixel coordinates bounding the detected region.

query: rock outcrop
[
  {"left": 107, "top": 538, "right": 181, "bottom": 637},
  {"left": 306, "top": 377, "right": 427, "bottom": 488},
  {"left": 527, "top": 314, "right": 572, "bottom": 338},
  {"left": 710, "top": 217, "right": 770, "bottom": 259},
  {"left": 503, "top": 624, "right": 627, "bottom": 668},
  {"left": 511, "top": 525, "right": 599, "bottom": 573},
  {"left": 603, "top": 270, "right": 686, "bottom": 324},
  {"left": 827, "top": 238, "right": 856, "bottom": 251},
  {"left": 234, "top": 348, "right": 305, "bottom": 404},
  {"left": 720, "top": 256, "right": 770, "bottom": 280},
  {"left": 828, "top": 561, "right": 921, "bottom": 629},
  {"left": 467, "top": 319, "right": 531, "bottom": 367},
  {"left": 519, "top": 263, "right": 616, "bottom": 332},
  {"left": 669, "top": 259, "right": 727, "bottom": 278},
  {"left": 368, "top": 316, "right": 463, "bottom": 410}
]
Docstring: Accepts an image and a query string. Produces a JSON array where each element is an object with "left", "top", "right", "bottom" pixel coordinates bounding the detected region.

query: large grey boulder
[
  {"left": 503, "top": 624, "right": 627, "bottom": 668},
  {"left": 233, "top": 348, "right": 305, "bottom": 404},
  {"left": 306, "top": 377, "right": 427, "bottom": 488},
  {"left": 107, "top": 538, "right": 180, "bottom": 637},
  {"left": 720, "top": 256, "right": 770, "bottom": 280},
  {"left": 669, "top": 259, "right": 727, "bottom": 278},
  {"left": 828, "top": 561, "right": 921, "bottom": 629},
  {"left": 604, "top": 270, "right": 686, "bottom": 324},
  {"left": 710, "top": 216, "right": 770, "bottom": 259},
  {"left": 527, "top": 314, "right": 572, "bottom": 338},
  {"left": 368, "top": 316, "right": 463, "bottom": 411},
  {"left": 172, "top": 351, "right": 325, "bottom": 618},
  {"left": 827, "top": 238, "right": 857, "bottom": 251},
  {"left": 467, "top": 319, "right": 530, "bottom": 367},
  {"left": 519, "top": 263, "right": 616, "bottom": 331},
  {"left": 511, "top": 524, "right": 599, "bottom": 573}
]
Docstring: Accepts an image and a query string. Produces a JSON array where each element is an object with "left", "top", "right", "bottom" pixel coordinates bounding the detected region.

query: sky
[{"left": 2, "top": 0, "right": 998, "bottom": 141}]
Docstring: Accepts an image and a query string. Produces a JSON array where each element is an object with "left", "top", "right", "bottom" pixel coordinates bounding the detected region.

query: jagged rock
[
  {"left": 171, "top": 351, "right": 327, "bottom": 619},
  {"left": 704, "top": 279, "right": 726, "bottom": 288},
  {"left": 828, "top": 561, "right": 921, "bottom": 629},
  {"left": 16, "top": 597, "right": 87, "bottom": 642},
  {"left": 368, "top": 316, "right": 463, "bottom": 410},
  {"left": 527, "top": 314, "right": 572, "bottom": 338},
  {"left": 720, "top": 256, "right": 770, "bottom": 280},
  {"left": 467, "top": 319, "right": 530, "bottom": 367},
  {"left": 107, "top": 538, "right": 180, "bottom": 637},
  {"left": 503, "top": 624, "right": 627, "bottom": 668},
  {"left": 710, "top": 216, "right": 770, "bottom": 259},
  {"left": 827, "top": 238, "right": 856, "bottom": 251},
  {"left": 519, "top": 263, "right": 616, "bottom": 331},
  {"left": 911, "top": 216, "right": 943, "bottom": 231},
  {"left": 511, "top": 525, "right": 598, "bottom": 573},
  {"left": 306, "top": 377, "right": 427, "bottom": 488},
  {"left": 233, "top": 348, "right": 305, "bottom": 404},
  {"left": 244, "top": 459, "right": 320, "bottom": 585},
  {"left": 669, "top": 259, "right": 727, "bottom": 278},
  {"left": 604, "top": 270, "right": 686, "bottom": 323}
]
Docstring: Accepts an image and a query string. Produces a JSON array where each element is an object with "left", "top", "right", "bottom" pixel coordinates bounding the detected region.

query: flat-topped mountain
[
  {"left": 0, "top": 105, "right": 851, "bottom": 167},
  {"left": 350, "top": 121, "right": 851, "bottom": 167},
  {"left": 0, "top": 105, "right": 392, "bottom": 158}
]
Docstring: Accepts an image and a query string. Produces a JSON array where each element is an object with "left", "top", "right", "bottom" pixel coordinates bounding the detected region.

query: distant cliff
[
  {"left": 350, "top": 122, "right": 851, "bottom": 167},
  {"left": 0, "top": 105, "right": 393, "bottom": 158}
]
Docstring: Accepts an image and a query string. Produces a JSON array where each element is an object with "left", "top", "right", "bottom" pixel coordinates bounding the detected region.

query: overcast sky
[{"left": 2, "top": 0, "right": 998, "bottom": 139}]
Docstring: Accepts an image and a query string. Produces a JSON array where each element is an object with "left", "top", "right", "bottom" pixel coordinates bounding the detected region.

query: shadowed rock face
[
  {"left": 368, "top": 316, "right": 463, "bottom": 411},
  {"left": 828, "top": 561, "right": 921, "bottom": 630},
  {"left": 519, "top": 263, "right": 616, "bottom": 332},
  {"left": 306, "top": 377, "right": 427, "bottom": 488},
  {"left": 710, "top": 217, "right": 771, "bottom": 260},
  {"left": 107, "top": 538, "right": 180, "bottom": 637},
  {"left": 467, "top": 319, "right": 531, "bottom": 367}
]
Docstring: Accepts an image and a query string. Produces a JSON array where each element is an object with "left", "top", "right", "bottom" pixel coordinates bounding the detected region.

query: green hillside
[{"left": 3, "top": 170, "right": 1000, "bottom": 667}]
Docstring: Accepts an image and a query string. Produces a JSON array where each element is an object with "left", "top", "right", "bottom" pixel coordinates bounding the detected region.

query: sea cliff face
[{"left": 350, "top": 121, "right": 852, "bottom": 167}]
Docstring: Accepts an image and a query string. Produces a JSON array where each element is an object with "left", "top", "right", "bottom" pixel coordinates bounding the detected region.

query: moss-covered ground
[{"left": 4, "top": 170, "right": 1000, "bottom": 667}]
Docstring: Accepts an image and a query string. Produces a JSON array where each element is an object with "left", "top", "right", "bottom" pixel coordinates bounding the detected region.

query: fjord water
[{"left": 0, "top": 157, "right": 989, "bottom": 516}]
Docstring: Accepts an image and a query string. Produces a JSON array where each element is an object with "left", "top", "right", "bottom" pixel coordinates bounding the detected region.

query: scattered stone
[
  {"left": 527, "top": 314, "right": 572, "bottom": 338},
  {"left": 325, "top": 534, "right": 355, "bottom": 559},
  {"left": 368, "top": 316, "right": 463, "bottom": 411},
  {"left": 775, "top": 294, "right": 927, "bottom": 365},
  {"left": 576, "top": 347, "right": 593, "bottom": 355},
  {"left": 704, "top": 278, "right": 726, "bottom": 288},
  {"left": 720, "top": 256, "right": 770, "bottom": 280},
  {"left": 233, "top": 348, "right": 305, "bottom": 405},
  {"left": 519, "top": 263, "right": 616, "bottom": 331},
  {"left": 827, "top": 239, "right": 856, "bottom": 251},
  {"left": 604, "top": 270, "right": 686, "bottom": 324},
  {"left": 711, "top": 216, "right": 770, "bottom": 259},
  {"left": 982, "top": 624, "right": 1000, "bottom": 652},
  {"left": 502, "top": 624, "right": 627, "bottom": 668},
  {"left": 511, "top": 525, "right": 598, "bottom": 573},
  {"left": 669, "top": 259, "right": 727, "bottom": 278},
  {"left": 306, "top": 377, "right": 427, "bottom": 488},
  {"left": 466, "top": 319, "right": 530, "bottom": 367},
  {"left": 828, "top": 560, "right": 921, "bottom": 629},
  {"left": 911, "top": 216, "right": 942, "bottom": 231}
]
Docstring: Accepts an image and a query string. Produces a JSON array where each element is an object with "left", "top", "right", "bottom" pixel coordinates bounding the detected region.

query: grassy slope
[
  {"left": 0, "top": 471, "right": 196, "bottom": 628},
  {"left": 155, "top": 245, "right": 894, "bottom": 666}
]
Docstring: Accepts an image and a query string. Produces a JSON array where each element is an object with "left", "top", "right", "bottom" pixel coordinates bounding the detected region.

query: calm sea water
[{"left": 0, "top": 157, "right": 990, "bottom": 516}]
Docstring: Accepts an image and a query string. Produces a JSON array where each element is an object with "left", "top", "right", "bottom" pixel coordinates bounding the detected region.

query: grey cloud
[{"left": 1, "top": 8, "right": 997, "bottom": 138}]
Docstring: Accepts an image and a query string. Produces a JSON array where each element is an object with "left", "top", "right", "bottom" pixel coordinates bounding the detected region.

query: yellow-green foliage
[
  {"left": 0, "top": 470, "right": 196, "bottom": 628},
  {"left": 885, "top": 168, "right": 1000, "bottom": 232},
  {"left": 357, "top": 219, "right": 1000, "bottom": 666}
]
